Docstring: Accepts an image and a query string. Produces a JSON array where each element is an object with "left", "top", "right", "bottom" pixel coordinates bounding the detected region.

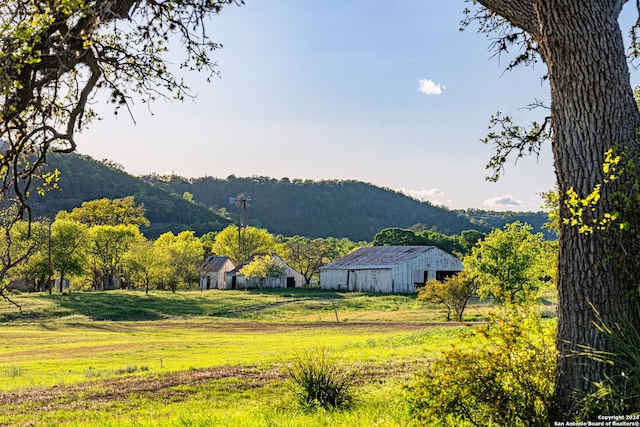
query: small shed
[
  {"left": 319, "top": 246, "right": 463, "bottom": 294},
  {"left": 199, "top": 256, "right": 236, "bottom": 290},
  {"left": 225, "top": 253, "right": 304, "bottom": 290}
]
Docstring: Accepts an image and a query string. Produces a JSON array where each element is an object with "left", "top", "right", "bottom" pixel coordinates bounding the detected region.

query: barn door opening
[
  {"left": 286, "top": 277, "right": 295, "bottom": 288},
  {"left": 436, "top": 271, "right": 458, "bottom": 281}
]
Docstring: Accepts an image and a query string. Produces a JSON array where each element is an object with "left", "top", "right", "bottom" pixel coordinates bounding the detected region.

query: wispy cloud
[
  {"left": 397, "top": 187, "right": 444, "bottom": 201},
  {"left": 418, "top": 79, "right": 445, "bottom": 95},
  {"left": 483, "top": 195, "right": 524, "bottom": 208}
]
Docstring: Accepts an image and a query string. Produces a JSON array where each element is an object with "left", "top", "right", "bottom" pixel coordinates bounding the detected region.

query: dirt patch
[
  {"left": 0, "top": 360, "right": 425, "bottom": 413},
  {"left": 0, "top": 365, "right": 281, "bottom": 411},
  {"left": 148, "top": 320, "right": 462, "bottom": 333}
]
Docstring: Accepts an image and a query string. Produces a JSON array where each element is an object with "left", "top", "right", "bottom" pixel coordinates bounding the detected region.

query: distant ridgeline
[
  {"left": 29, "top": 153, "right": 231, "bottom": 237},
  {"left": 28, "top": 152, "right": 551, "bottom": 241},
  {"left": 141, "top": 174, "right": 553, "bottom": 241}
]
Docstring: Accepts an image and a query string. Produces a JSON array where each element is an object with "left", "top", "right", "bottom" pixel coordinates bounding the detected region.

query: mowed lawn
[{"left": 0, "top": 289, "right": 483, "bottom": 426}]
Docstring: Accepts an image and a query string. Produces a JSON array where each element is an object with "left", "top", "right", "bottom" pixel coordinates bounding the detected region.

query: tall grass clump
[
  {"left": 575, "top": 306, "right": 640, "bottom": 419},
  {"left": 406, "top": 306, "right": 555, "bottom": 426},
  {"left": 284, "top": 348, "right": 359, "bottom": 410}
]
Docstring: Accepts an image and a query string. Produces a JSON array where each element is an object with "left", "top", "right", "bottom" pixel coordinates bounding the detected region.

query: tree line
[{"left": 0, "top": 196, "right": 507, "bottom": 302}]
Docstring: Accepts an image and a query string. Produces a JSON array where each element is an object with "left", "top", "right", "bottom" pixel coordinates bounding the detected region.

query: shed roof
[
  {"left": 320, "top": 246, "right": 437, "bottom": 270},
  {"left": 200, "top": 256, "right": 234, "bottom": 273}
]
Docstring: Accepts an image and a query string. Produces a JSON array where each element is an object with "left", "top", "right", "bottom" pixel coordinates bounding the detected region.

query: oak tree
[
  {"left": 49, "top": 218, "right": 88, "bottom": 293},
  {"left": 87, "top": 223, "right": 142, "bottom": 290},
  {"left": 239, "top": 254, "right": 285, "bottom": 287},
  {"left": 465, "top": 222, "right": 547, "bottom": 305},
  {"left": 57, "top": 196, "right": 149, "bottom": 227},
  {"left": 0, "top": 0, "right": 241, "bottom": 219},
  {"left": 465, "top": 0, "right": 640, "bottom": 414},
  {"left": 211, "top": 225, "right": 277, "bottom": 265},
  {"left": 418, "top": 270, "right": 477, "bottom": 322},
  {"left": 0, "top": 209, "right": 48, "bottom": 309},
  {"left": 123, "top": 239, "right": 164, "bottom": 295},
  {"left": 154, "top": 230, "right": 204, "bottom": 292}
]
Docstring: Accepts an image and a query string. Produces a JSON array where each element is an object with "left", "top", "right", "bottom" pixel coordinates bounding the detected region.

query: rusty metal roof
[
  {"left": 199, "top": 256, "right": 234, "bottom": 273},
  {"left": 320, "top": 246, "right": 437, "bottom": 270}
]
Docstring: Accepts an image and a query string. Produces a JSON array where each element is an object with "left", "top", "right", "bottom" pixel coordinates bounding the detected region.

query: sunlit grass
[
  {"left": 0, "top": 318, "right": 467, "bottom": 392},
  {"left": 0, "top": 377, "right": 414, "bottom": 426},
  {"left": 0, "top": 288, "right": 506, "bottom": 426}
]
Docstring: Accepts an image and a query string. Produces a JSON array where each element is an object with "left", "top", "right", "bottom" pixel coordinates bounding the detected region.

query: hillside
[
  {"left": 26, "top": 153, "right": 550, "bottom": 241},
  {"left": 141, "top": 174, "right": 550, "bottom": 241},
  {"left": 30, "top": 153, "right": 231, "bottom": 237}
]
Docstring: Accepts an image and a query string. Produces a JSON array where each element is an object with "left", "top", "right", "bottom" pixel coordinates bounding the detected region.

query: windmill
[{"left": 229, "top": 193, "right": 251, "bottom": 262}]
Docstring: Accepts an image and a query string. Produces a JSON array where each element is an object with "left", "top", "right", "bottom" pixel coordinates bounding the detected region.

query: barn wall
[
  {"left": 320, "top": 270, "right": 345, "bottom": 291},
  {"left": 223, "top": 255, "right": 305, "bottom": 290},
  {"left": 320, "top": 248, "right": 463, "bottom": 294},
  {"left": 427, "top": 249, "right": 464, "bottom": 280},
  {"left": 282, "top": 264, "right": 304, "bottom": 288},
  {"left": 320, "top": 269, "right": 393, "bottom": 292},
  {"left": 199, "top": 259, "right": 236, "bottom": 290}
]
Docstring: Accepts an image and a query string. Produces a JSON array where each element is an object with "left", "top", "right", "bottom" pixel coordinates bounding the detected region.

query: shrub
[
  {"left": 284, "top": 348, "right": 359, "bottom": 410},
  {"left": 418, "top": 271, "right": 477, "bottom": 322},
  {"left": 575, "top": 308, "right": 640, "bottom": 419},
  {"left": 406, "top": 306, "right": 555, "bottom": 426}
]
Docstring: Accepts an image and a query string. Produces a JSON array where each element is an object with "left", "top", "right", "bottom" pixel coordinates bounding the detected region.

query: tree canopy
[
  {"left": 0, "top": 0, "right": 242, "bottom": 219},
  {"left": 464, "top": 222, "right": 548, "bottom": 305},
  {"left": 211, "top": 225, "right": 278, "bottom": 265},
  {"left": 57, "top": 196, "right": 149, "bottom": 227}
]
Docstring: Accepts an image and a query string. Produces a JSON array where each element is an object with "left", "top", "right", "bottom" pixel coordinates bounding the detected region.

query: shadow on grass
[
  {"left": 245, "top": 288, "right": 346, "bottom": 299},
  {"left": 2, "top": 288, "right": 399, "bottom": 322},
  {"left": 35, "top": 291, "right": 243, "bottom": 321}
]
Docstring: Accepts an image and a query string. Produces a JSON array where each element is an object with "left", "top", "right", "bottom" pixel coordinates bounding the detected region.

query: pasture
[{"left": 0, "top": 289, "right": 495, "bottom": 426}]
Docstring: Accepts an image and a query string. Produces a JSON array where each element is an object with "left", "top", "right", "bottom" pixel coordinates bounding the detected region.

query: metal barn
[
  {"left": 199, "top": 256, "right": 236, "bottom": 290},
  {"left": 319, "top": 246, "right": 463, "bottom": 293},
  {"left": 225, "top": 254, "right": 304, "bottom": 290}
]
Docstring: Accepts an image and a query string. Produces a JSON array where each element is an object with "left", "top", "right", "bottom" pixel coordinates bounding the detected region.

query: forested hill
[
  {"left": 140, "top": 175, "right": 483, "bottom": 241},
  {"left": 27, "top": 153, "right": 550, "bottom": 241},
  {"left": 141, "top": 175, "right": 551, "bottom": 241},
  {"left": 30, "top": 154, "right": 231, "bottom": 237}
]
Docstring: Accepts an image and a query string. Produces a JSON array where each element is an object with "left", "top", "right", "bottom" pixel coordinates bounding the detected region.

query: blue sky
[{"left": 78, "top": 1, "right": 569, "bottom": 211}]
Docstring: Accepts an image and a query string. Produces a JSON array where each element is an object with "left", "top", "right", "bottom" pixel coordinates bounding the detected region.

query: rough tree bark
[{"left": 475, "top": 0, "right": 640, "bottom": 416}]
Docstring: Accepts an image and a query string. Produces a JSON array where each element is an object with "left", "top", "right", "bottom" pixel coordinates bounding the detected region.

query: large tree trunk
[
  {"left": 477, "top": 0, "right": 640, "bottom": 416},
  {"left": 539, "top": 3, "right": 640, "bottom": 415}
]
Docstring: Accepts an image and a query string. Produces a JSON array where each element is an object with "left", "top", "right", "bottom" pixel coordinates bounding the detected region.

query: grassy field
[{"left": 0, "top": 289, "right": 500, "bottom": 426}]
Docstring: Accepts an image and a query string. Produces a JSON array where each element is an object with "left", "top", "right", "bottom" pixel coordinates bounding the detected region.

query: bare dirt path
[{"left": 0, "top": 365, "right": 279, "bottom": 410}]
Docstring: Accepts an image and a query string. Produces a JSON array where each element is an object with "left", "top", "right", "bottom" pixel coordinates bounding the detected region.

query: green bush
[
  {"left": 406, "top": 307, "right": 555, "bottom": 426},
  {"left": 284, "top": 348, "right": 359, "bottom": 410},
  {"left": 575, "top": 308, "right": 640, "bottom": 419}
]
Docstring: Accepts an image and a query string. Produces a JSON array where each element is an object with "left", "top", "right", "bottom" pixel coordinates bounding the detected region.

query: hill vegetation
[
  {"left": 30, "top": 152, "right": 550, "bottom": 241},
  {"left": 144, "top": 174, "right": 552, "bottom": 241},
  {"left": 30, "top": 154, "right": 231, "bottom": 237}
]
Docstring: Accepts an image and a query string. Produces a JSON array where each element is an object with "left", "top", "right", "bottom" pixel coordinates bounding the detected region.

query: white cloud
[
  {"left": 397, "top": 187, "right": 444, "bottom": 201},
  {"left": 418, "top": 79, "right": 445, "bottom": 95},
  {"left": 483, "top": 195, "right": 524, "bottom": 208}
]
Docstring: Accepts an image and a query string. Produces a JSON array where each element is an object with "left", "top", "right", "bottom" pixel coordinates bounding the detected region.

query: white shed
[
  {"left": 225, "top": 253, "right": 304, "bottom": 290},
  {"left": 319, "top": 246, "right": 463, "bottom": 294},
  {"left": 199, "top": 256, "right": 236, "bottom": 290}
]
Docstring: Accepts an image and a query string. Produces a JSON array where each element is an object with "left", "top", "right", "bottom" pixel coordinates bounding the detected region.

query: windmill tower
[{"left": 229, "top": 193, "right": 251, "bottom": 262}]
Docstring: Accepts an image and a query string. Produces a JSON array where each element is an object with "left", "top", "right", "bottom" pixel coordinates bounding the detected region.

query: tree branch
[
  {"left": 0, "top": 287, "right": 22, "bottom": 312},
  {"left": 475, "top": 0, "right": 540, "bottom": 38}
]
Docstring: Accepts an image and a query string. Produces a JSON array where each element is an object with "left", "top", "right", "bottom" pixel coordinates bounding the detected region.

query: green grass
[
  {"left": 0, "top": 288, "right": 501, "bottom": 426},
  {"left": 0, "top": 288, "right": 498, "bottom": 323}
]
